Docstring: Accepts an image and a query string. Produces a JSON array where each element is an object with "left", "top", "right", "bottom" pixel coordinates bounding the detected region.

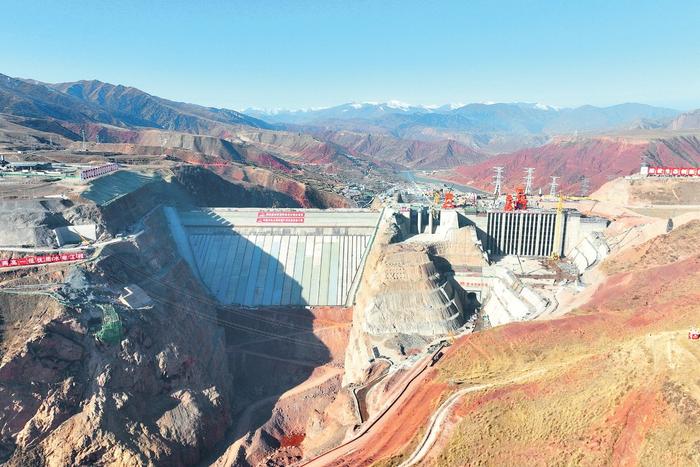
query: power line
[
  {"left": 524, "top": 168, "right": 534, "bottom": 195},
  {"left": 98, "top": 255, "right": 340, "bottom": 349},
  {"left": 549, "top": 176, "right": 559, "bottom": 197},
  {"left": 493, "top": 167, "right": 504, "bottom": 197}
]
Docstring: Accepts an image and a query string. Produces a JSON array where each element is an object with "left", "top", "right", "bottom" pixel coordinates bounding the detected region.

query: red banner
[
  {"left": 256, "top": 211, "right": 305, "bottom": 224},
  {"left": 80, "top": 163, "right": 119, "bottom": 181},
  {"left": 647, "top": 166, "right": 699, "bottom": 177},
  {"left": 0, "top": 252, "right": 86, "bottom": 269}
]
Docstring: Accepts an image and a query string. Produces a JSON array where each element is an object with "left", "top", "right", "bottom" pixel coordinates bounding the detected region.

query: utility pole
[
  {"left": 524, "top": 168, "right": 534, "bottom": 195},
  {"left": 549, "top": 176, "right": 559, "bottom": 197},
  {"left": 493, "top": 166, "right": 504, "bottom": 197}
]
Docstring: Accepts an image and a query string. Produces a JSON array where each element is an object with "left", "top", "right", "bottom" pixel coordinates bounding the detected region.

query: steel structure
[
  {"left": 80, "top": 163, "right": 119, "bottom": 181},
  {"left": 493, "top": 167, "right": 504, "bottom": 197},
  {"left": 524, "top": 168, "right": 535, "bottom": 195},
  {"left": 549, "top": 176, "right": 559, "bottom": 197}
]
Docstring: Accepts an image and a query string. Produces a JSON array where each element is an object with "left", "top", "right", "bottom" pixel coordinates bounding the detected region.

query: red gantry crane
[{"left": 504, "top": 186, "right": 528, "bottom": 211}]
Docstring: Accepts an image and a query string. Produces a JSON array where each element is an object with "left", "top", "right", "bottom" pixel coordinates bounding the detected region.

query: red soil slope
[
  {"left": 439, "top": 135, "right": 700, "bottom": 194},
  {"left": 313, "top": 221, "right": 700, "bottom": 466}
]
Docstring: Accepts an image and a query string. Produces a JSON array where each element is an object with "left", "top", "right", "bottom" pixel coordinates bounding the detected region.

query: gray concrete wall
[
  {"left": 485, "top": 210, "right": 558, "bottom": 257},
  {"left": 461, "top": 212, "right": 489, "bottom": 246},
  {"left": 168, "top": 207, "right": 383, "bottom": 307},
  {"left": 53, "top": 224, "right": 97, "bottom": 246}
]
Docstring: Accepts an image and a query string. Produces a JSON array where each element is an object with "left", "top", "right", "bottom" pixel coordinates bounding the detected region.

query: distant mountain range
[
  {"left": 1, "top": 71, "right": 699, "bottom": 187},
  {"left": 670, "top": 109, "right": 700, "bottom": 130},
  {"left": 246, "top": 101, "right": 681, "bottom": 152},
  {"left": 0, "top": 74, "right": 496, "bottom": 169}
]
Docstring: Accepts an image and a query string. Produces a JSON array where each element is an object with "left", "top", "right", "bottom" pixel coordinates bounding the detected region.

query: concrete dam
[{"left": 165, "top": 207, "right": 383, "bottom": 307}]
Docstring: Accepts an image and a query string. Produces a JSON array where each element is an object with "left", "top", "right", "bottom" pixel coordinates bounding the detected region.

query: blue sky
[{"left": 3, "top": 0, "right": 700, "bottom": 110}]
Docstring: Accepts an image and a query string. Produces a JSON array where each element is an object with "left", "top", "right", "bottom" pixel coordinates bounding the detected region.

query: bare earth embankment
[{"left": 310, "top": 217, "right": 700, "bottom": 466}]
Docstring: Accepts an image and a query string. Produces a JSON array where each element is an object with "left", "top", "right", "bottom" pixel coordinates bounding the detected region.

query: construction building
[
  {"left": 486, "top": 210, "right": 560, "bottom": 257},
  {"left": 461, "top": 209, "right": 607, "bottom": 259}
]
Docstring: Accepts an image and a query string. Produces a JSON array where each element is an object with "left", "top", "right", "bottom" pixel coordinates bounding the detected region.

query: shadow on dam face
[
  {"left": 188, "top": 211, "right": 333, "bottom": 463},
  {"left": 180, "top": 208, "right": 374, "bottom": 307},
  {"left": 464, "top": 291, "right": 482, "bottom": 318}
]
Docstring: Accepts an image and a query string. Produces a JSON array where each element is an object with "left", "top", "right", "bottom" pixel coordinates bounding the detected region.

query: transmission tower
[
  {"left": 524, "top": 168, "right": 535, "bottom": 195},
  {"left": 549, "top": 176, "right": 559, "bottom": 197},
  {"left": 493, "top": 166, "right": 504, "bottom": 197},
  {"left": 81, "top": 129, "right": 86, "bottom": 152}
]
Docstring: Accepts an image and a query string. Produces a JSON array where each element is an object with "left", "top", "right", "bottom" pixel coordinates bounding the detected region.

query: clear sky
[{"left": 3, "top": 0, "right": 700, "bottom": 110}]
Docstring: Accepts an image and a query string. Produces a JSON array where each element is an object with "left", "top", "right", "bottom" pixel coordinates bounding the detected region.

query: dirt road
[{"left": 301, "top": 349, "right": 442, "bottom": 467}]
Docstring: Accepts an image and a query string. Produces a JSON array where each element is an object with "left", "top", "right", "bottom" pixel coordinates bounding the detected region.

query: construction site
[
  {"left": 5, "top": 8, "right": 700, "bottom": 461},
  {"left": 1, "top": 145, "right": 699, "bottom": 466}
]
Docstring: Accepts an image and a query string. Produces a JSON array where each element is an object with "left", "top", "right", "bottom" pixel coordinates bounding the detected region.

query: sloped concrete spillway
[{"left": 165, "top": 207, "right": 383, "bottom": 306}]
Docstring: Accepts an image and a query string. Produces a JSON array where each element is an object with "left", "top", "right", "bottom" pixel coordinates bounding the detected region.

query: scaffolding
[{"left": 95, "top": 304, "right": 122, "bottom": 344}]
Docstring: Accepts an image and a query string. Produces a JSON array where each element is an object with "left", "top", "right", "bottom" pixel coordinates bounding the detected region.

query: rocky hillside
[
  {"left": 326, "top": 213, "right": 700, "bottom": 466},
  {"left": 52, "top": 80, "right": 271, "bottom": 133},
  {"left": 313, "top": 129, "right": 488, "bottom": 169},
  {"left": 0, "top": 73, "right": 117, "bottom": 125},
  {"left": 438, "top": 135, "right": 700, "bottom": 194},
  {"left": 426, "top": 219, "right": 700, "bottom": 466},
  {"left": 669, "top": 108, "right": 700, "bottom": 130},
  {"left": 0, "top": 211, "right": 233, "bottom": 466},
  {"left": 0, "top": 161, "right": 354, "bottom": 464},
  {"left": 0, "top": 74, "right": 270, "bottom": 134}
]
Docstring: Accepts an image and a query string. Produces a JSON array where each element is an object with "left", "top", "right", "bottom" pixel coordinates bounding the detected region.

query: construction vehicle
[
  {"left": 689, "top": 327, "right": 700, "bottom": 340},
  {"left": 430, "top": 350, "right": 444, "bottom": 366}
]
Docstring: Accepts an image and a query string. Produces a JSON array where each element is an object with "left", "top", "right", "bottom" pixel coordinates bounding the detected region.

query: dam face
[{"left": 165, "top": 207, "right": 383, "bottom": 307}]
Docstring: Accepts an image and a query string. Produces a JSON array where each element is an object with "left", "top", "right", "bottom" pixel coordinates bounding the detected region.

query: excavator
[{"left": 690, "top": 327, "right": 700, "bottom": 340}]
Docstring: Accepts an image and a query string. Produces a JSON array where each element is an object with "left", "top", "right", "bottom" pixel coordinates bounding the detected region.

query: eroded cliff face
[
  {"left": 441, "top": 135, "right": 700, "bottom": 194},
  {"left": 0, "top": 211, "right": 233, "bottom": 466}
]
